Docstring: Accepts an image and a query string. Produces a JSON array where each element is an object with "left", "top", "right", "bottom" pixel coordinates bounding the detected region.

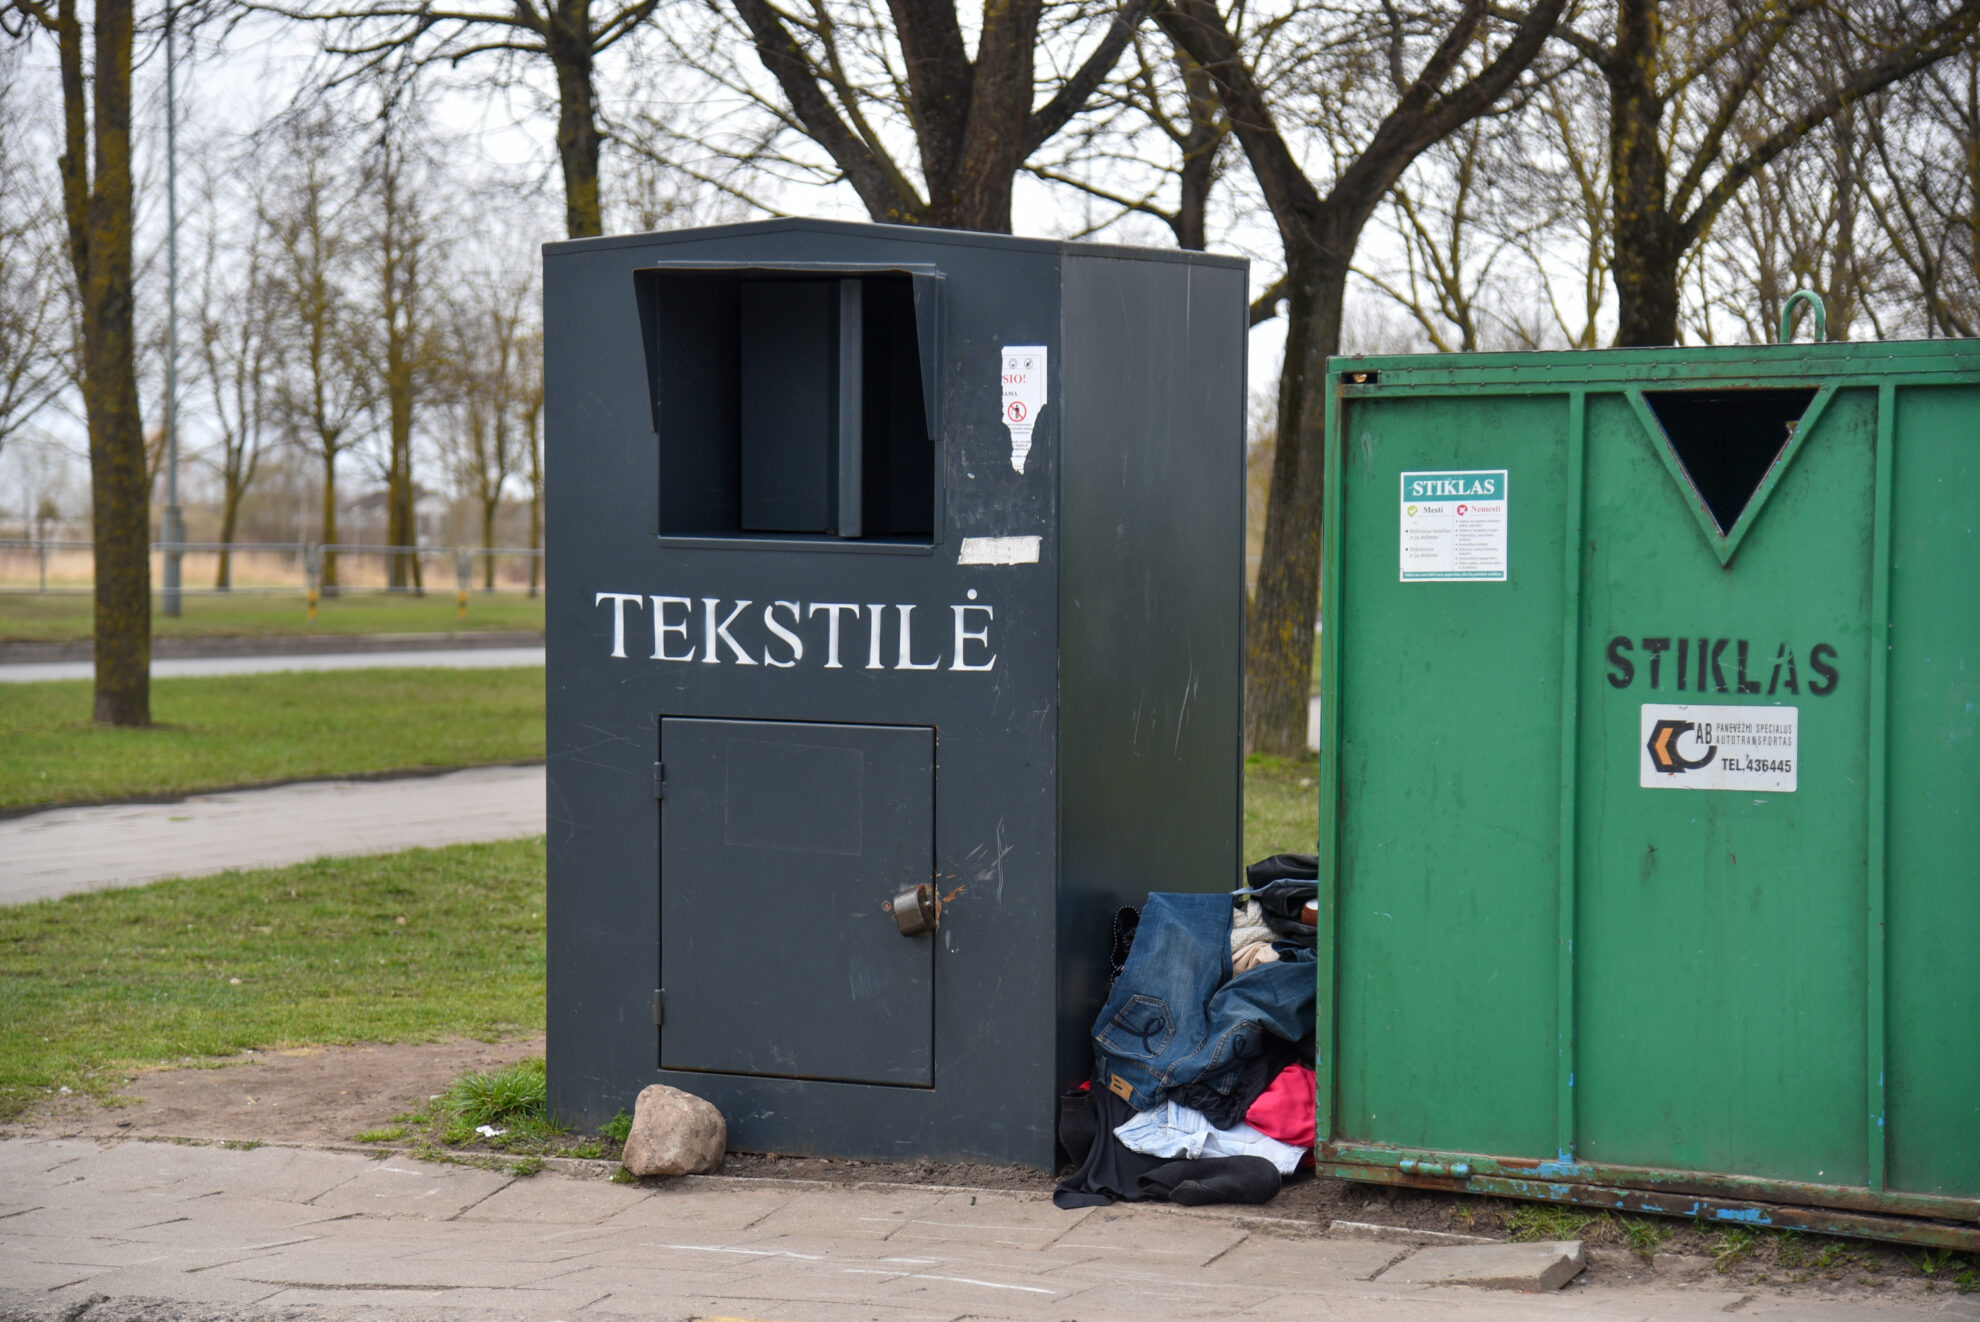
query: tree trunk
[
  {"left": 320, "top": 449, "right": 339, "bottom": 590},
  {"left": 548, "top": 13, "right": 603, "bottom": 238},
  {"left": 1245, "top": 247, "right": 1343, "bottom": 756},
  {"left": 1606, "top": 0, "right": 1681, "bottom": 347},
  {"left": 216, "top": 484, "right": 242, "bottom": 590},
  {"left": 79, "top": 0, "right": 149, "bottom": 727},
  {"left": 482, "top": 496, "right": 498, "bottom": 590}
]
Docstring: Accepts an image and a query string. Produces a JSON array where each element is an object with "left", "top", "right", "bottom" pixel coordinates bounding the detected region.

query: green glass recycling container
[{"left": 1314, "top": 329, "right": 1980, "bottom": 1248}]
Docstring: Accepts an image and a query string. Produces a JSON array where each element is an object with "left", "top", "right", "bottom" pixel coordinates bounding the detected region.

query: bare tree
[
  {"left": 1027, "top": 31, "right": 1236, "bottom": 250},
  {"left": 1864, "top": 45, "right": 1980, "bottom": 336},
  {"left": 1151, "top": 0, "right": 1567, "bottom": 754},
  {"left": 265, "top": 107, "right": 371, "bottom": 589},
  {"left": 672, "top": 0, "right": 1150, "bottom": 232},
  {"left": 5, "top": 0, "right": 151, "bottom": 726},
  {"left": 257, "top": 0, "right": 658, "bottom": 239},
  {"left": 364, "top": 81, "right": 442, "bottom": 591},
  {"left": 447, "top": 269, "right": 533, "bottom": 588},
  {"left": 0, "top": 44, "right": 70, "bottom": 459},
  {"left": 1562, "top": 0, "right": 1980, "bottom": 347},
  {"left": 518, "top": 319, "right": 543, "bottom": 597},
  {"left": 191, "top": 157, "right": 277, "bottom": 589}
]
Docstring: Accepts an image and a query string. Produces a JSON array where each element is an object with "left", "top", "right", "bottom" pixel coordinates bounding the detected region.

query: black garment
[
  {"left": 1137, "top": 1156, "right": 1282, "bottom": 1206},
  {"left": 1053, "top": 1086, "right": 1290, "bottom": 1210},
  {"left": 1053, "top": 1086, "right": 1178, "bottom": 1209},
  {"left": 1239, "top": 853, "right": 1319, "bottom": 946},
  {"left": 1167, "top": 1029, "right": 1303, "bottom": 1129},
  {"left": 1057, "top": 1088, "right": 1099, "bottom": 1168}
]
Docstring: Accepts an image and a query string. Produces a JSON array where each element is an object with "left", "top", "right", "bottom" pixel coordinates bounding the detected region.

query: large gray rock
[
  {"left": 1385, "top": 1239, "right": 1586, "bottom": 1291},
  {"left": 621, "top": 1084, "right": 726, "bottom": 1177}
]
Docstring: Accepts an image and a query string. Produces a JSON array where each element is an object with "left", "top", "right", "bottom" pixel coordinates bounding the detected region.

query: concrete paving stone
[
  {"left": 304, "top": 1157, "right": 515, "bottom": 1219},
  {"left": 216, "top": 1236, "right": 572, "bottom": 1292},
  {"left": 158, "top": 1143, "right": 379, "bottom": 1205},
  {"left": 586, "top": 1289, "right": 956, "bottom": 1321},
  {"left": 0, "top": 1138, "right": 100, "bottom": 1189},
  {"left": 455, "top": 1173, "right": 656, "bottom": 1225},
  {"left": 36, "top": 1139, "right": 236, "bottom": 1193},
  {"left": 737, "top": 1186, "right": 960, "bottom": 1243},
  {"left": 42, "top": 1264, "right": 291, "bottom": 1308},
  {"left": 883, "top": 1190, "right": 1097, "bottom": 1251},
  {"left": 1049, "top": 1207, "right": 1251, "bottom": 1266},
  {"left": 1184, "top": 1231, "right": 1408, "bottom": 1285},
  {"left": 596, "top": 1181, "right": 801, "bottom": 1233},
  {"left": 391, "top": 1223, "right": 638, "bottom": 1267},
  {"left": 1725, "top": 1297, "right": 1944, "bottom": 1320},
  {"left": 0, "top": 1258, "right": 116, "bottom": 1291},
  {"left": 1382, "top": 1239, "right": 1586, "bottom": 1292},
  {"left": 0, "top": 1233, "right": 178, "bottom": 1270}
]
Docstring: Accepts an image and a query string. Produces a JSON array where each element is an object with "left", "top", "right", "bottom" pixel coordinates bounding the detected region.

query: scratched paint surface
[
  {"left": 1332, "top": 391, "right": 1566, "bottom": 1159},
  {"left": 1319, "top": 339, "right": 1980, "bottom": 1231}
]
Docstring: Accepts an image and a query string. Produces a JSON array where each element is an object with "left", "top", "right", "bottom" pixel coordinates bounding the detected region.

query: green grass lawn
[
  {"left": 0, "top": 840, "right": 545, "bottom": 1120},
  {"left": 0, "top": 667, "right": 545, "bottom": 810},
  {"left": 0, "top": 760, "right": 1312, "bottom": 1121},
  {"left": 1243, "top": 753, "right": 1320, "bottom": 859},
  {"left": 0, "top": 592, "right": 545, "bottom": 642}
]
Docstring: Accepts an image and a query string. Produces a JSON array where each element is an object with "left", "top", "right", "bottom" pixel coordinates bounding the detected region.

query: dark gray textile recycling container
[{"left": 543, "top": 217, "right": 1247, "bottom": 1168}]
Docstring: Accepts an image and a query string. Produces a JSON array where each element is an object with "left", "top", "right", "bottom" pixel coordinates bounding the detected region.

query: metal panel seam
[
  {"left": 1317, "top": 379, "right": 1348, "bottom": 1148},
  {"left": 1556, "top": 390, "right": 1586, "bottom": 1162},
  {"left": 1867, "top": 381, "right": 1896, "bottom": 1193}
]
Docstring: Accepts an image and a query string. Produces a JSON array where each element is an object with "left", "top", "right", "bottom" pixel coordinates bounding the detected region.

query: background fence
[{"left": 0, "top": 541, "right": 546, "bottom": 598}]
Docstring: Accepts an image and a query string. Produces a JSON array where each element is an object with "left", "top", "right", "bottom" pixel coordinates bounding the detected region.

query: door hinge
[
  {"left": 653, "top": 762, "right": 665, "bottom": 800},
  {"left": 651, "top": 988, "right": 666, "bottom": 1027}
]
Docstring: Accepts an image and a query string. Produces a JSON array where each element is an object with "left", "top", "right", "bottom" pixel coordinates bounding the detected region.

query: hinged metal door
[{"left": 658, "top": 717, "right": 935, "bottom": 1086}]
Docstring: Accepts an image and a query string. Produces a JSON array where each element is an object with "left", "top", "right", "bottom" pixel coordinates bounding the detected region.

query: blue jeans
[{"left": 1091, "top": 892, "right": 1315, "bottom": 1113}]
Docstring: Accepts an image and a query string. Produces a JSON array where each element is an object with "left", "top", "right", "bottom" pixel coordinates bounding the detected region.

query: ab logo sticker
[
  {"left": 1646, "top": 719, "right": 1715, "bottom": 773},
  {"left": 1639, "top": 704, "right": 1797, "bottom": 792}
]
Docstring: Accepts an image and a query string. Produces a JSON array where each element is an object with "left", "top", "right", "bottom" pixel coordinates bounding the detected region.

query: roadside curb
[{"left": 0, "top": 630, "right": 545, "bottom": 664}]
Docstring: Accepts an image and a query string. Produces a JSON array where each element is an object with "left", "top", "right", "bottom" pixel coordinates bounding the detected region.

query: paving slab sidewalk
[
  {"left": 0, "top": 765, "right": 546, "bottom": 905},
  {"left": 0, "top": 1139, "right": 1956, "bottom": 1322}
]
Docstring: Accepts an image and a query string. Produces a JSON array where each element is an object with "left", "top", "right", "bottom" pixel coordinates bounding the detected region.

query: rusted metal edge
[
  {"left": 1319, "top": 1142, "right": 1979, "bottom": 1223},
  {"left": 1318, "top": 1158, "right": 1980, "bottom": 1251}
]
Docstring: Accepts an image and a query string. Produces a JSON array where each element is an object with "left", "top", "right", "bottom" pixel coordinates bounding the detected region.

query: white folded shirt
[{"left": 1113, "top": 1100, "right": 1306, "bottom": 1175}]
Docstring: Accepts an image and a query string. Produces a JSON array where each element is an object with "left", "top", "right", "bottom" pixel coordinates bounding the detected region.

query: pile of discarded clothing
[{"left": 1055, "top": 854, "right": 1319, "bottom": 1209}]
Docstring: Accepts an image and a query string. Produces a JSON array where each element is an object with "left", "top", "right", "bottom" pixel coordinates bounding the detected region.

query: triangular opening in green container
[{"left": 1644, "top": 388, "right": 1818, "bottom": 533}]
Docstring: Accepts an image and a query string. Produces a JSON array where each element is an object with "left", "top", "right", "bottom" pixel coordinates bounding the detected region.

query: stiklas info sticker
[
  {"left": 1000, "top": 346, "right": 1046, "bottom": 474},
  {"left": 1640, "top": 704, "right": 1798, "bottom": 792},
  {"left": 1400, "top": 469, "right": 1507, "bottom": 581}
]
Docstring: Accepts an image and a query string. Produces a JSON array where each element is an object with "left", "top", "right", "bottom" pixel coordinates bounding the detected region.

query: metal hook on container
[{"left": 1778, "top": 289, "right": 1827, "bottom": 344}]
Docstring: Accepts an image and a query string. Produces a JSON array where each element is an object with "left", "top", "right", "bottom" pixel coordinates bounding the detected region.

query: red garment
[{"left": 1245, "top": 1063, "right": 1316, "bottom": 1150}]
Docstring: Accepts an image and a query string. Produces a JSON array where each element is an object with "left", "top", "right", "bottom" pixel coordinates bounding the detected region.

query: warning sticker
[
  {"left": 1400, "top": 469, "right": 1507, "bottom": 581},
  {"left": 1640, "top": 704, "right": 1798, "bottom": 792},
  {"left": 1000, "top": 346, "right": 1047, "bottom": 474}
]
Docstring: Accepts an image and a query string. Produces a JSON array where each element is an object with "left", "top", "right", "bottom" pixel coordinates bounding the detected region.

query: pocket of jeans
[{"left": 1097, "top": 994, "right": 1176, "bottom": 1062}]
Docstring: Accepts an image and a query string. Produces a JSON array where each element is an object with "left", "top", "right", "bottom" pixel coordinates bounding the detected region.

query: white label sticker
[
  {"left": 958, "top": 535, "right": 1041, "bottom": 565},
  {"left": 1400, "top": 469, "right": 1508, "bottom": 581},
  {"left": 1000, "top": 346, "right": 1047, "bottom": 474},
  {"left": 1640, "top": 704, "right": 1798, "bottom": 792}
]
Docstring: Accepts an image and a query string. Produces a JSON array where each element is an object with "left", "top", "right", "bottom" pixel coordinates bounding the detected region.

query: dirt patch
[{"left": 2, "top": 1037, "right": 543, "bottom": 1147}]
